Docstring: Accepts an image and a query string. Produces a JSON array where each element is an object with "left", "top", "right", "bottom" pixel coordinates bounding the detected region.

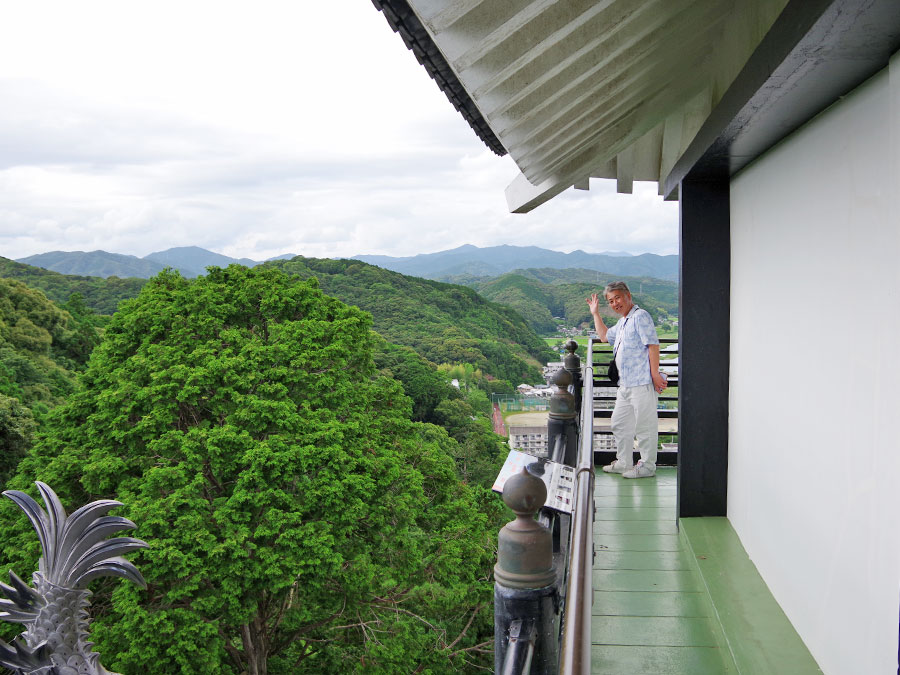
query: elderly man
[{"left": 587, "top": 282, "right": 667, "bottom": 478}]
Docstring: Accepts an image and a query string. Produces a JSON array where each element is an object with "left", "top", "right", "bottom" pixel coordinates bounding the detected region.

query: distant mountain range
[
  {"left": 16, "top": 250, "right": 171, "bottom": 278},
  {"left": 354, "top": 244, "right": 678, "bottom": 281},
  {"left": 15, "top": 246, "right": 296, "bottom": 279},
  {"left": 15, "top": 244, "right": 677, "bottom": 282}
]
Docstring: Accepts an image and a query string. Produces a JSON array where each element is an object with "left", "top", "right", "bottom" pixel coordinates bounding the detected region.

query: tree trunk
[{"left": 241, "top": 620, "right": 268, "bottom": 675}]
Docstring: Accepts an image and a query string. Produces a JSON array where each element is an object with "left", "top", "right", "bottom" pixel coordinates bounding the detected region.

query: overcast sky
[{"left": 0, "top": 1, "right": 679, "bottom": 262}]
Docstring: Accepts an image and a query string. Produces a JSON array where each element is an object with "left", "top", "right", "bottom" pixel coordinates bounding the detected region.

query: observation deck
[
  {"left": 494, "top": 337, "right": 821, "bottom": 673},
  {"left": 592, "top": 467, "right": 819, "bottom": 673}
]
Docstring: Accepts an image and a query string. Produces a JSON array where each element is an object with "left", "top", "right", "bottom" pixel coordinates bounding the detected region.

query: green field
[
  {"left": 543, "top": 335, "right": 588, "bottom": 349},
  {"left": 544, "top": 327, "right": 678, "bottom": 352}
]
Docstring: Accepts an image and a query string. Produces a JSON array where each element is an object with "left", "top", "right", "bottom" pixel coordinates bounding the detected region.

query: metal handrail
[{"left": 557, "top": 339, "right": 596, "bottom": 674}]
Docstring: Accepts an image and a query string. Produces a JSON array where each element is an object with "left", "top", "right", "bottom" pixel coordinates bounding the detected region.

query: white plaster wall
[{"left": 729, "top": 55, "right": 900, "bottom": 675}]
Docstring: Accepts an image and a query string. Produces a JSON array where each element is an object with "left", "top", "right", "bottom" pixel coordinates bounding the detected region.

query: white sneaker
[
  {"left": 623, "top": 461, "right": 655, "bottom": 479},
  {"left": 602, "top": 461, "right": 629, "bottom": 474}
]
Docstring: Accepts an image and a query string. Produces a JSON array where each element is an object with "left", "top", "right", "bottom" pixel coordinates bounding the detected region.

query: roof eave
[
  {"left": 664, "top": 0, "right": 900, "bottom": 196},
  {"left": 372, "top": 0, "right": 507, "bottom": 156}
]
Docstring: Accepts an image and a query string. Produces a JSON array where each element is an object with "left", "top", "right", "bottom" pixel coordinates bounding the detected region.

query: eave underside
[
  {"left": 376, "top": 0, "right": 900, "bottom": 213},
  {"left": 384, "top": 0, "right": 789, "bottom": 211}
]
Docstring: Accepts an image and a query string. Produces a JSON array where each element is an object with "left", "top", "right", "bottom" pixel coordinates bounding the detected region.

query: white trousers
[{"left": 611, "top": 384, "right": 658, "bottom": 471}]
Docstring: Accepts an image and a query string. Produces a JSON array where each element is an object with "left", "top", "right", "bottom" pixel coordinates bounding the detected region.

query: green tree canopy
[{"left": 2, "top": 266, "right": 496, "bottom": 673}]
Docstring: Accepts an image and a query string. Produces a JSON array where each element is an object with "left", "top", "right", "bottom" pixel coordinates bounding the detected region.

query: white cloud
[{"left": 0, "top": 1, "right": 678, "bottom": 262}]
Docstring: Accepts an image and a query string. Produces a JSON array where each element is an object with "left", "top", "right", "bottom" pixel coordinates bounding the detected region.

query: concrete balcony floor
[{"left": 591, "top": 467, "right": 821, "bottom": 674}]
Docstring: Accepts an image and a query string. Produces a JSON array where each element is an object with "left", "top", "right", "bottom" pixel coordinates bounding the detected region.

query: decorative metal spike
[
  {"left": 0, "top": 570, "right": 45, "bottom": 623},
  {"left": 65, "top": 537, "right": 147, "bottom": 589},
  {"left": 2, "top": 491, "right": 52, "bottom": 571},
  {"left": 0, "top": 483, "right": 147, "bottom": 675},
  {"left": 59, "top": 516, "right": 137, "bottom": 578},
  {"left": 34, "top": 483, "right": 67, "bottom": 581},
  {"left": 0, "top": 635, "right": 54, "bottom": 672},
  {"left": 75, "top": 559, "right": 146, "bottom": 590},
  {"left": 60, "top": 502, "right": 125, "bottom": 561}
]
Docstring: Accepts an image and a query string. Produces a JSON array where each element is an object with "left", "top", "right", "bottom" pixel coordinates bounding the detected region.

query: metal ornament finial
[
  {"left": 563, "top": 340, "right": 580, "bottom": 372},
  {"left": 494, "top": 468, "right": 555, "bottom": 589},
  {"left": 549, "top": 369, "right": 576, "bottom": 420},
  {"left": 0, "top": 482, "right": 147, "bottom": 675}
]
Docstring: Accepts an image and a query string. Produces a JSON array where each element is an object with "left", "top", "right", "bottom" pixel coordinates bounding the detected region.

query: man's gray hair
[{"left": 604, "top": 281, "right": 631, "bottom": 297}]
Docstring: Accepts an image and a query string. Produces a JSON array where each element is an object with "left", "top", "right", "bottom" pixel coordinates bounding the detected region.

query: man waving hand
[{"left": 587, "top": 282, "right": 666, "bottom": 478}]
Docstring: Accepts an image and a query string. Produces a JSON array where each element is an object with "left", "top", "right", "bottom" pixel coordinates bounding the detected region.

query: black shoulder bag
[
  {"left": 606, "top": 314, "right": 631, "bottom": 386},
  {"left": 607, "top": 345, "right": 620, "bottom": 386}
]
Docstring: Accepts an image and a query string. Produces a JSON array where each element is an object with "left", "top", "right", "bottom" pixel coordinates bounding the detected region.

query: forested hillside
[
  {"left": 0, "top": 257, "right": 147, "bottom": 315},
  {"left": 1, "top": 256, "right": 554, "bottom": 385},
  {"left": 453, "top": 269, "right": 679, "bottom": 334},
  {"left": 0, "top": 267, "right": 503, "bottom": 672},
  {"left": 0, "top": 255, "right": 547, "bottom": 525},
  {"left": 0, "top": 278, "right": 101, "bottom": 485},
  {"left": 264, "top": 257, "right": 554, "bottom": 384}
]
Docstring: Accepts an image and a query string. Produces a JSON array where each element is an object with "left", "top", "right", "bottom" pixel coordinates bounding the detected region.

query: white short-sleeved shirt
[{"left": 605, "top": 306, "right": 659, "bottom": 387}]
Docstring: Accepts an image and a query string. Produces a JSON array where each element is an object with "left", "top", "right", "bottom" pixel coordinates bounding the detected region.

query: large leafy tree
[{"left": 2, "top": 266, "right": 495, "bottom": 673}]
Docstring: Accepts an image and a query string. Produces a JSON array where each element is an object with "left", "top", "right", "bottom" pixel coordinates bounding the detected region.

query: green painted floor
[{"left": 591, "top": 467, "right": 736, "bottom": 674}]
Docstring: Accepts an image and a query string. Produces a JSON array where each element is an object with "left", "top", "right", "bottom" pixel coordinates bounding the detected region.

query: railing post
[
  {"left": 494, "top": 467, "right": 559, "bottom": 674},
  {"left": 564, "top": 339, "right": 582, "bottom": 415},
  {"left": 549, "top": 369, "right": 578, "bottom": 467}
]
